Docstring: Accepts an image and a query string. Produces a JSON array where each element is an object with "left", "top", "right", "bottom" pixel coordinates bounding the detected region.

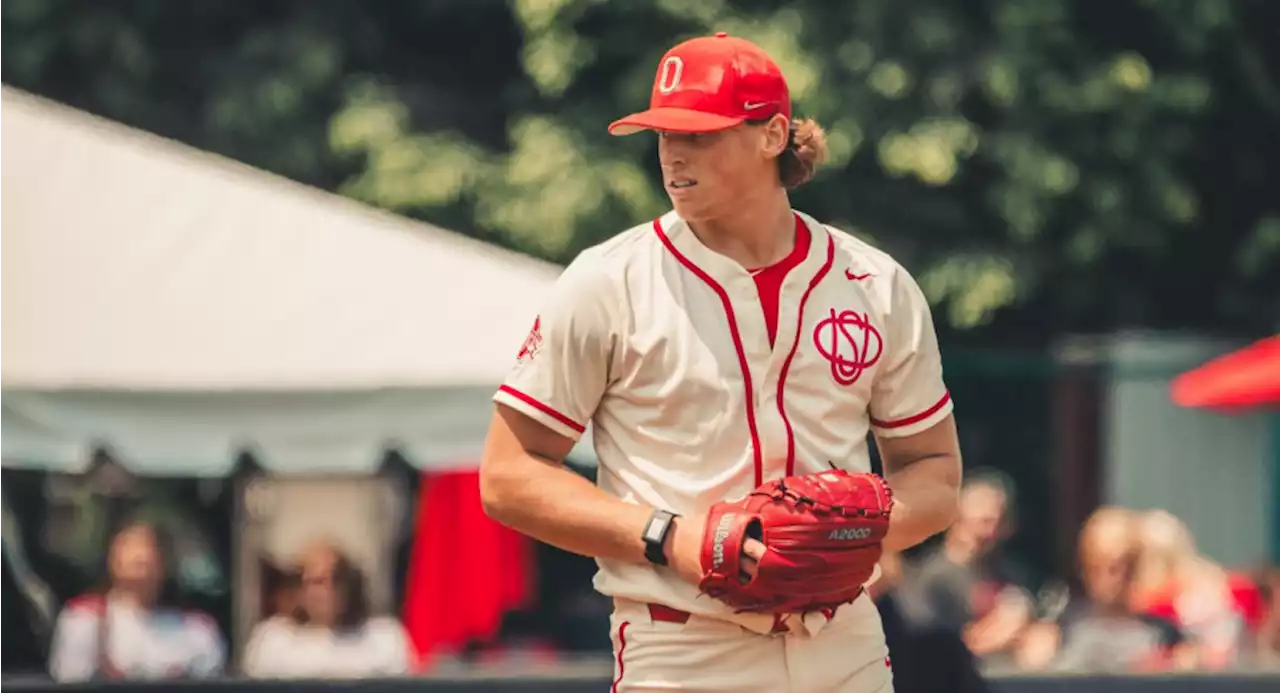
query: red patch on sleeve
[{"left": 517, "top": 316, "right": 543, "bottom": 363}]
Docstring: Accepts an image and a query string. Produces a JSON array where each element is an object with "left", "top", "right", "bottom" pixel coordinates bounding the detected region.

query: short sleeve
[
  {"left": 47, "top": 605, "right": 99, "bottom": 683},
  {"left": 492, "top": 252, "right": 615, "bottom": 441},
  {"left": 241, "top": 618, "right": 287, "bottom": 678},
  {"left": 869, "top": 265, "right": 953, "bottom": 437},
  {"left": 368, "top": 617, "right": 411, "bottom": 675},
  {"left": 184, "top": 612, "right": 226, "bottom": 678}
]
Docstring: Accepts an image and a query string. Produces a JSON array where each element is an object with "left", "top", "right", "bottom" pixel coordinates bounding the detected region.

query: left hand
[{"left": 697, "top": 469, "right": 893, "bottom": 614}]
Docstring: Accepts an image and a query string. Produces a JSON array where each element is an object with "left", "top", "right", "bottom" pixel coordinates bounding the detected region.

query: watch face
[
  {"left": 644, "top": 517, "right": 669, "bottom": 542},
  {"left": 643, "top": 512, "right": 675, "bottom": 565}
]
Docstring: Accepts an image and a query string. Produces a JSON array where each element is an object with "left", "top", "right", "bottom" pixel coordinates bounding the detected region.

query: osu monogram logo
[
  {"left": 812, "top": 308, "right": 883, "bottom": 386},
  {"left": 517, "top": 316, "right": 542, "bottom": 363}
]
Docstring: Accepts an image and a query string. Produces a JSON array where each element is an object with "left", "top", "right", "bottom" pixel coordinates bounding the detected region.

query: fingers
[{"left": 739, "top": 539, "right": 766, "bottom": 582}]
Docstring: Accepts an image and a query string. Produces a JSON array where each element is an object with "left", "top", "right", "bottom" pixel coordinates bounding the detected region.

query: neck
[
  {"left": 108, "top": 587, "right": 154, "bottom": 609},
  {"left": 943, "top": 533, "right": 978, "bottom": 565},
  {"left": 687, "top": 186, "right": 794, "bottom": 268},
  {"left": 305, "top": 612, "right": 336, "bottom": 628},
  {"left": 1095, "top": 600, "right": 1131, "bottom": 618}
]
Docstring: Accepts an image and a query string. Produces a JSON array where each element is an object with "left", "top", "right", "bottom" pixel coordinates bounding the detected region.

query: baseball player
[{"left": 481, "top": 32, "right": 963, "bottom": 692}]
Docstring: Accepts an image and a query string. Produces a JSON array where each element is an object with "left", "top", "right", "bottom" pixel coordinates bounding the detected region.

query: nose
[{"left": 657, "top": 134, "right": 687, "bottom": 166}]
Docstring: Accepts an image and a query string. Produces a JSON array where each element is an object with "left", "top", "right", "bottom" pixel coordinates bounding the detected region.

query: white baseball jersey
[{"left": 493, "top": 209, "right": 952, "bottom": 627}]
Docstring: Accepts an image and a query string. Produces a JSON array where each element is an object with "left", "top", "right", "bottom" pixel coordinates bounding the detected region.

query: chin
[{"left": 669, "top": 198, "right": 716, "bottom": 223}]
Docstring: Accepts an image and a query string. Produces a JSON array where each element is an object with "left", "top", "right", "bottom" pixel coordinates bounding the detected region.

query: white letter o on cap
[{"left": 657, "top": 56, "right": 683, "bottom": 94}]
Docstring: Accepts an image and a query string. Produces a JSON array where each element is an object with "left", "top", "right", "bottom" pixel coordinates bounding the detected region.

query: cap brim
[{"left": 607, "top": 107, "right": 745, "bottom": 136}]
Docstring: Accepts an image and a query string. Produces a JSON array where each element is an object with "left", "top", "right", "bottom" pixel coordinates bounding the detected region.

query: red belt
[
  {"left": 647, "top": 603, "right": 692, "bottom": 624},
  {"left": 646, "top": 603, "right": 792, "bottom": 634},
  {"left": 645, "top": 595, "right": 857, "bottom": 632}
]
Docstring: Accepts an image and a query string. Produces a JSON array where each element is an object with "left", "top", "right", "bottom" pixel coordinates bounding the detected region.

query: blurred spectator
[
  {"left": 873, "top": 551, "right": 991, "bottom": 693},
  {"left": 903, "top": 470, "right": 1034, "bottom": 665},
  {"left": 1015, "top": 507, "right": 1187, "bottom": 673},
  {"left": 243, "top": 539, "right": 410, "bottom": 679},
  {"left": 47, "top": 520, "right": 225, "bottom": 682},
  {"left": 1130, "top": 510, "right": 1257, "bottom": 668}
]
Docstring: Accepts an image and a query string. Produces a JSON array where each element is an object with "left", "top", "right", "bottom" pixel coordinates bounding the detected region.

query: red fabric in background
[
  {"left": 1170, "top": 335, "right": 1280, "bottom": 409},
  {"left": 402, "top": 468, "right": 533, "bottom": 670},
  {"left": 1138, "top": 573, "right": 1267, "bottom": 634},
  {"left": 1227, "top": 573, "right": 1267, "bottom": 633}
]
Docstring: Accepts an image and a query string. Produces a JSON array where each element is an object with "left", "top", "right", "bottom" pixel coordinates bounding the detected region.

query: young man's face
[{"left": 657, "top": 115, "right": 788, "bottom": 223}]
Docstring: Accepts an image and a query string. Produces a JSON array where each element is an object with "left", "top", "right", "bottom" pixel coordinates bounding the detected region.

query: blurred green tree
[{"left": 4, "top": 0, "right": 1277, "bottom": 340}]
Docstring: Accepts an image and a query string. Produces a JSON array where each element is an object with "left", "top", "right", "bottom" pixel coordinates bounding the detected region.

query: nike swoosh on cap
[{"left": 743, "top": 101, "right": 772, "bottom": 110}]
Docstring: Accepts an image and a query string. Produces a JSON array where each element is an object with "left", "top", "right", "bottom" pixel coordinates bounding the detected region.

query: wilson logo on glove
[{"left": 711, "top": 513, "right": 737, "bottom": 568}]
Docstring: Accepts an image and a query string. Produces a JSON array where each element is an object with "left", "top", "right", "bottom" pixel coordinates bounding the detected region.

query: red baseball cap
[{"left": 608, "top": 32, "right": 791, "bottom": 136}]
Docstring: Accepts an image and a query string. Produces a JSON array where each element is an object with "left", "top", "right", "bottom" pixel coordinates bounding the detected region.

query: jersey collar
[{"left": 654, "top": 210, "right": 831, "bottom": 286}]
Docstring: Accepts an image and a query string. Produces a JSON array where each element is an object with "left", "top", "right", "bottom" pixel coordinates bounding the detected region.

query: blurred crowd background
[{"left": 2, "top": 0, "right": 1278, "bottom": 689}]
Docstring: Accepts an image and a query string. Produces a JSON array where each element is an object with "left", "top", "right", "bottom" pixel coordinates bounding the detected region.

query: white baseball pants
[{"left": 608, "top": 596, "right": 895, "bottom": 693}]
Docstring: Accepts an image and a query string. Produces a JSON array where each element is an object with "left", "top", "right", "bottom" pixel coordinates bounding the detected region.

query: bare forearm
[
  {"left": 883, "top": 454, "right": 961, "bottom": 551},
  {"left": 480, "top": 453, "right": 653, "bottom": 564}
]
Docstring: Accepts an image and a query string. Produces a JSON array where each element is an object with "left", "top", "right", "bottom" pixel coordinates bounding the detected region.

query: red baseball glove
[{"left": 698, "top": 469, "right": 893, "bottom": 614}]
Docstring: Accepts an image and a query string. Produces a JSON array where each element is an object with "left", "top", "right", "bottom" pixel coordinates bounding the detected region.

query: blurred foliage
[{"left": 3, "top": 0, "right": 1277, "bottom": 341}]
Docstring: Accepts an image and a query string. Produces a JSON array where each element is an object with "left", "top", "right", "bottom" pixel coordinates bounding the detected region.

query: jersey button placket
[
  {"left": 733, "top": 282, "right": 774, "bottom": 476},
  {"left": 752, "top": 294, "right": 772, "bottom": 413}
]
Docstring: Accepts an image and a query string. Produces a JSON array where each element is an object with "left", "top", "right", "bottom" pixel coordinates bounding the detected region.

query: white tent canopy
[{"left": 1, "top": 87, "right": 592, "bottom": 475}]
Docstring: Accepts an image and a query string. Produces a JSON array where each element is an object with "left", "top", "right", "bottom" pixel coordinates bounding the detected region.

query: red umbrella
[{"left": 1170, "top": 335, "right": 1280, "bottom": 409}]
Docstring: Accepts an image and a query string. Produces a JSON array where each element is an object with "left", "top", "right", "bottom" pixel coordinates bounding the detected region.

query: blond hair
[
  {"left": 1131, "top": 509, "right": 1226, "bottom": 604},
  {"left": 778, "top": 118, "right": 828, "bottom": 189}
]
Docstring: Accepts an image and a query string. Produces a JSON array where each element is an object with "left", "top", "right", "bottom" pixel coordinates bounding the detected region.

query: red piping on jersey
[
  {"left": 497, "top": 385, "right": 587, "bottom": 434},
  {"left": 871, "top": 390, "right": 952, "bottom": 429},
  {"left": 611, "top": 621, "right": 630, "bottom": 693},
  {"left": 776, "top": 231, "right": 835, "bottom": 476},
  {"left": 653, "top": 218, "right": 765, "bottom": 487}
]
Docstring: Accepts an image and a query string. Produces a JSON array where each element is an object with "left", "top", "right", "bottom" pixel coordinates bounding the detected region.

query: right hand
[{"left": 664, "top": 514, "right": 767, "bottom": 587}]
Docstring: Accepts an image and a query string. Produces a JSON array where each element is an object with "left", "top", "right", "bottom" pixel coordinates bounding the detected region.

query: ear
[{"left": 760, "top": 114, "right": 790, "bottom": 158}]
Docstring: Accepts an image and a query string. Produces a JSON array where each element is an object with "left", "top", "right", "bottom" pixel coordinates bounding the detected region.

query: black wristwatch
[{"left": 642, "top": 509, "right": 679, "bottom": 566}]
